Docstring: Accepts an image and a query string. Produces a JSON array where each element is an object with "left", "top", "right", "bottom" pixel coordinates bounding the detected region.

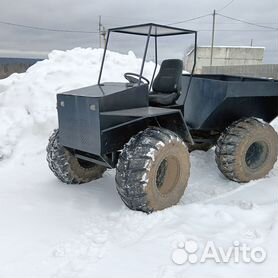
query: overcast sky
[{"left": 0, "top": 0, "right": 277, "bottom": 63}]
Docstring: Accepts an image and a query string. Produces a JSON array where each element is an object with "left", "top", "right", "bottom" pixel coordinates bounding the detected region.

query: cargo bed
[{"left": 179, "top": 74, "right": 278, "bottom": 130}]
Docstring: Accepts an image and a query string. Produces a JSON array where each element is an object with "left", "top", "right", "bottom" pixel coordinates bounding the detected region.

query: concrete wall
[
  {"left": 0, "top": 57, "right": 42, "bottom": 79},
  {"left": 202, "top": 64, "right": 278, "bottom": 79},
  {"left": 186, "top": 46, "right": 264, "bottom": 74}
]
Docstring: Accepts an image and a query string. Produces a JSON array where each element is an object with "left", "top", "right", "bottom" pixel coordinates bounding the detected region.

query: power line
[
  {"left": 198, "top": 29, "right": 278, "bottom": 32},
  {"left": 0, "top": 20, "right": 99, "bottom": 34},
  {"left": 168, "top": 13, "right": 212, "bottom": 26},
  {"left": 1, "top": 16, "right": 277, "bottom": 33},
  {"left": 167, "top": 21, "right": 278, "bottom": 25},
  {"left": 217, "top": 13, "right": 278, "bottom": 30},
  {"left": 168, "top": 13, "right": 278, "bottom": 31},
  {"left": 217, "top": 0, "right": 235, "bottom": 12}
]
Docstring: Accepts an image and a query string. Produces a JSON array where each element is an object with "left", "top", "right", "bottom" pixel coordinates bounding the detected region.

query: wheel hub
[
  {"left": 156, "top": 159, "right": 168, "bottom": 189},
  {"left": 155, "top": 156, "right": 180, "bottom": 194},
  {"left": 245, "top": 141, "right": 268, "bottom": 170}
]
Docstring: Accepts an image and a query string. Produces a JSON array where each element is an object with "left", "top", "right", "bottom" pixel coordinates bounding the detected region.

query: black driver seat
[{"left": 149, "top": 59, "right": 183, "bottom": 106}]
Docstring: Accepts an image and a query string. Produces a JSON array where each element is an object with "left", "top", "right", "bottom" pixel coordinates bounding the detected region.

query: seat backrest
[{"left": 152, "top": 59, "right": 183, "bottom": 94}]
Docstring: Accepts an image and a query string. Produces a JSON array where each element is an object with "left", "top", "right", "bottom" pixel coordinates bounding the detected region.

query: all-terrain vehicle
[{"left": 47, "top": 23, "right": 278, "bottom": 213}]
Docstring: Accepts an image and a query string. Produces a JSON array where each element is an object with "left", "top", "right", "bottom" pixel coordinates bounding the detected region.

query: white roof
[
  {"left": 186, "top": 45, "right": 265, "bottom": 56},
  {"left": 0, "top": 49, "right": 48, "bottom": 59}
]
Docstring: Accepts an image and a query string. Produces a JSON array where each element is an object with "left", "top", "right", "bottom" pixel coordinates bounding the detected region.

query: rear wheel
[
  {"left": 46, "top": 129, "right": 106, "bottom": 184},
  {"left": 115, "top": 127, "right": 190, "bottom": 213},
  {"left": 215, "top": 118, "right": 278, "bottom": 182}
]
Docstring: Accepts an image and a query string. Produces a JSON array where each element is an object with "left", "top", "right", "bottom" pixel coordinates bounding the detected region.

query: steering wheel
[{"left": 124, "top": 72, "right": 150, "bottom": 85}]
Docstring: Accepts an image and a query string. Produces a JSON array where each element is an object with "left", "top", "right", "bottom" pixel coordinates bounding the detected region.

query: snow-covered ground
[{"left": 0, "top": 48, "right": 277, "bottom": 278}]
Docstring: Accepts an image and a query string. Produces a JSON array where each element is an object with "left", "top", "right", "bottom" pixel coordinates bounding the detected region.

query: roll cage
[{"left": 97, "top": 23, "right": 197, "bottom": 104}]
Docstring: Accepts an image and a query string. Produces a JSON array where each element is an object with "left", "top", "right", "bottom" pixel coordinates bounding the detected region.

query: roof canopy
[{"left": 109, "top": 23, "right": 196, "bottom": 37}]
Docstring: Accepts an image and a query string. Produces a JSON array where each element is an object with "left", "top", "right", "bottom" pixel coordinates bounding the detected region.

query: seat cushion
[
  {"left": 152, "top": 59, "right": 183, "bottom": 93},
  {"left": 149, "top": 92, "right": 179, "bottom": 106}
]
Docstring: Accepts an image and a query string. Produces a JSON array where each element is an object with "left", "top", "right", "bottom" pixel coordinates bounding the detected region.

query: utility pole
[
  {"left": 98, "top": 15, "right": 102, "bottom": 48},
  {"left": 101, "top": 25, "right": 107, "bottom": 47},
  {"left": 250, "top": 39, "right": 253, "bottom": 47},
  {"left": 210, "top": 10, "right": 216, "bottom": 66},
  {"left": 98, "top": 15, "right": 107, "bottom": 48}
]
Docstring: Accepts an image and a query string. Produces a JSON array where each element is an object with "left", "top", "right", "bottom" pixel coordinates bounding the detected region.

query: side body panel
[
  {"left": 181, "top": 74, "right": 278, "bottom": 130},
  {"left": 57, "top": 83, "right": 149, "bottom": 155}
]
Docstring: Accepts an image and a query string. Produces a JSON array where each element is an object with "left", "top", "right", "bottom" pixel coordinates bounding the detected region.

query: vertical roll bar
[
  {"left": 98, "top": 30, "right": 110, "bottom": 85},
  {"left": 138, "top": 25, "right": 152, "bottom": 85}
]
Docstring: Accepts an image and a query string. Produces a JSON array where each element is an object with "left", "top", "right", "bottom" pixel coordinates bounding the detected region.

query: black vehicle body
[{"left": 56, "top": 23, "right": 278, "bottom": 168}]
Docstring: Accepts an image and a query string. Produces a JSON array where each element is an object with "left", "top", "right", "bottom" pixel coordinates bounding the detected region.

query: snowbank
[{"left": 0, "top": 48, "right": 156, "bottom": 159}]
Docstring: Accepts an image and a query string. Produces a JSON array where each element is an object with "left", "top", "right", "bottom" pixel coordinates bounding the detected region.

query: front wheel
[
  {"left": 115, "top": 127, "right": 190, "bottom": 213},
  {"left": 46, "top": 129, "right": 106, "bottom": 184},
  {"left": 215, "top": 118, "right": 278, "bottom": 183}
]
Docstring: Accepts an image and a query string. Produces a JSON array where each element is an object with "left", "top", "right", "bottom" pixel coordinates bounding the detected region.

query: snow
[
  {"left": 0, "top": 48, "right": 156, "bottom": 160},
  {"left": 0, "top": 47, "right": 277, "bottom": 278}
]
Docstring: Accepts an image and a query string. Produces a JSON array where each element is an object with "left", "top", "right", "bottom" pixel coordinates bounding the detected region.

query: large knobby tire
[
  {"left": 215, "top": 118, "right": 278, "bottom": 183},
  {"left": 46, "top": 129, "right": 106, "bottom": 184},
  {"left": 115, "top": 127, "right": 190, "bottom": 213}
]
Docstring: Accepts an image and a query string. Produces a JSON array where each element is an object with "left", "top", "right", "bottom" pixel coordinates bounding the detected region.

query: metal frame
[
  {"left": 138, "top": 25, "right": 152, "bottom": 84},
  {"left": 97, "top": 23, "right": 197, "bottom": 94},
  {"left": 109, "top": 22, "right": 196, "bottom": 36},
  {"left": 183, "top": 31, "right": 197, "bottom": 105},
  {"left": 150, "top": 35, "right": 158, "bottom": 88}
]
